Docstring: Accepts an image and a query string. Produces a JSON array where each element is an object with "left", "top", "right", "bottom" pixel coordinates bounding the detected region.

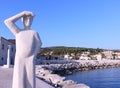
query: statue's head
[{"left": 22, "top": 15, "right": 34, "bottom": 29}]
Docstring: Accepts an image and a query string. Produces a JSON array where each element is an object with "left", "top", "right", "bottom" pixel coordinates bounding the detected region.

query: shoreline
[
  {"left": 36, "top": 65, "right": 90, "bottom": 88},
  {"left": 36, "top": 60, "right": 120, "bottom": 88},
  {"left": 1, "top": 60, "right": 119, "bottom": 88},
  {"left": 37, "top": 60, "right": 120, "bottom": 75}
]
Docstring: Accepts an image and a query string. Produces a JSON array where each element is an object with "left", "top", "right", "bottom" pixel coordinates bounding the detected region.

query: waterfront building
[
  {"left": 64, "top": 54, "right": 70, "bottom": 60},
  {"left": 102, "top": 50, "right": 113, "bottom": 59},
  {"left": 39, "top": 54, "right": 63, "bottom": 60},
  {"left": 113, "top": 52, "right": 120, "bottom": 60},
  {"left": 79, "top": 56, "right": 90, "bottom": 60},
  {"left": 91, "top": 53, "right": 102, "bottom": 60},
  {"left": 79, "top": 52, "right": 91, "bottom": 60},
  {"left": 82, "top": 51, "right": 90, "bottom": 55},
  {"left": 0, "top": 36, "right": 15, "bottom": 65}
]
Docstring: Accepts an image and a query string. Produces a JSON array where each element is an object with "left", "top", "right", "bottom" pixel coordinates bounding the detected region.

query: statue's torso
[{"left": 16, "top": 30, "right": 37, "bottom": 57}]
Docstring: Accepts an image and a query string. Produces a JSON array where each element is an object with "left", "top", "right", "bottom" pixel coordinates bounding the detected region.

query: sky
[{"left": 0, "top": 0, "right": 120, "bottom": 49}]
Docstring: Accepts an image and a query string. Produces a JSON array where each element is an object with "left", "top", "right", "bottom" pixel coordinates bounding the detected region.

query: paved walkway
[
  {"left": 0, "top": 68, "right": 13, "bottom": 88},
  {"left": 0, "top": 67, "right": 53, "bottom": 88}
]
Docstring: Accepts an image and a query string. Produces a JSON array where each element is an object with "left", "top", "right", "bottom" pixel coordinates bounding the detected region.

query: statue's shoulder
[
  {"left": 29, "top": 30, "right": 38, "bottom": 34},
  {"left": 28, "top": 30, "right": 39, "bottom": 37},
  {"left": 16, "top": 30, "right": 38, "bottom": 36},
  {"left": 20, "top": 30, "right": 37, "bottom": 33}
]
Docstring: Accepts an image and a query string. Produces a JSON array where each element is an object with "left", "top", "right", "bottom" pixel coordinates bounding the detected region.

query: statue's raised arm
[{"left": 4, "top": 11, "right": 34, "bottom": 36}]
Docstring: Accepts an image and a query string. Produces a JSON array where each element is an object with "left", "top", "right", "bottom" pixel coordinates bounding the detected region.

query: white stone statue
[{"left": 4, "top": 11, "right": 42, "bottom": 88}]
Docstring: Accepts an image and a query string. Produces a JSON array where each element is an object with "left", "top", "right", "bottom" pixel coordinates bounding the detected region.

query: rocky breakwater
[
  {"left": 42, "top": 60, "right": 120, "bottom": 75},
  {"left": 36, "top": 65, "right": 90, "bottom": 88}
]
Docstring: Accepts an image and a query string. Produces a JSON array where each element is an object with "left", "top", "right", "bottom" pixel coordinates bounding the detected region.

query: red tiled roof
[{"left": 7, "top": 39, "right": 16, "bottom": 44}]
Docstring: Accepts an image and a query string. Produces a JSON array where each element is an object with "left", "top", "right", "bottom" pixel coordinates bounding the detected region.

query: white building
[
  {"left": 64, "top": 54, "right": 70, "bottom": 60},
  {"left": 91, "top": 53, "right": 102, "bottom": 60},
  {"left": 79, "top": 51, "right": 91, "bottom": 60},
  {"left": 0, "top": 36, "right": 15, "bottom": 65},
  {"left": 102, "top": 50, "right": 113, "bottom": 59},
  {"left": 114, "top": 52, "right": 120, "bottom": 60},
  {"left": 79, "top": 56, "right": 90, "bottom": 60}
]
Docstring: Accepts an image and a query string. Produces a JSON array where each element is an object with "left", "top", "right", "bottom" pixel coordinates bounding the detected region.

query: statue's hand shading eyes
[{"left": 22, "top": 11, "right": 35, "bottom": 17}]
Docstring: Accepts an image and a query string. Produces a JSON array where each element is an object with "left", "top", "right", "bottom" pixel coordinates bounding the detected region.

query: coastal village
[
  {"left": 38, "top": 46, "right": 120, "bottom": 61},
  {"left": 1, "top": 36, "right": 120, "bottom": 66}
]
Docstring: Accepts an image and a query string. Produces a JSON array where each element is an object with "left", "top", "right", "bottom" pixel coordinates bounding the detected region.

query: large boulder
[{"left": 45, "top": 74, "right": 65, "bottom": 84}]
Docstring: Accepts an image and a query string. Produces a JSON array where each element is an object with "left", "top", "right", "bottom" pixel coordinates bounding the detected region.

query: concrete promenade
[{"left": 0, "top": 67, "right": 53, "bottom": 88}]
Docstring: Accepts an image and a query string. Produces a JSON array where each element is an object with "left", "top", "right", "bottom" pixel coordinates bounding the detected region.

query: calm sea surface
[{"left": 65, "top": 67, "right": 120, "bottom": 88}]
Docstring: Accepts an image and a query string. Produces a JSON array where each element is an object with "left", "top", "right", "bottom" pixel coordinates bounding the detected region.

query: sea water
[{"left": 65, "top": 67, "right": 120, "bottom": 88}]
